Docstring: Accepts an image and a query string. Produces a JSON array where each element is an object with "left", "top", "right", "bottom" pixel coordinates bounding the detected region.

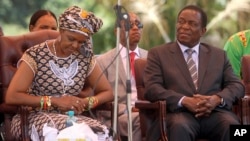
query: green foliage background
[{"left": 1, "top": 0, "right": 250, "bottom": 54}]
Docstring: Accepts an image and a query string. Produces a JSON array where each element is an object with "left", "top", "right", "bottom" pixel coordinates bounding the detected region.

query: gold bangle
[
  {"left": 40, "top": 97, "right": 44, "bottom": 111},
  {"left": 47, "top": 96, "right": 52, "bottom": 107},
  {"left": 93, "top": 97, "right": 99, "bottom": 108}
]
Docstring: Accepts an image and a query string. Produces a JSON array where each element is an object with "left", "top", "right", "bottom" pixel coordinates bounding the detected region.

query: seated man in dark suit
[{"left": 144, "top": 5, "right": 244, "bottom": 141}]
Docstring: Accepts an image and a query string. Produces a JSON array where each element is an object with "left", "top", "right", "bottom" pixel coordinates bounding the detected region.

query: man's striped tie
[{"left": 186, "top": 49, "right": 198, "bottom": 89}]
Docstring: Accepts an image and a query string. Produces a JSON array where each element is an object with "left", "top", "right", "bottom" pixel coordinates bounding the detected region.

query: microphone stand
[
  {"left": 113, "top": 3, "right": 133, "bottom": 141},
  {"left": 123, "top": 13, "right": 133, "bottom": 141},
  {"left": 113, "top": 1, "right": 122, "bottom": 141}
]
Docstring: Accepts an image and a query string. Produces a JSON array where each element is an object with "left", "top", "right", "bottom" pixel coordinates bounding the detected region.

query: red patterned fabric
[{"left": 130, "top": 52, "right": 136, "bottom": 78}]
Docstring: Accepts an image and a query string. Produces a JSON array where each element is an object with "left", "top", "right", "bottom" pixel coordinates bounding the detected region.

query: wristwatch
[{"left": 219, "top": 97, "right": 225, "bottom": 107}]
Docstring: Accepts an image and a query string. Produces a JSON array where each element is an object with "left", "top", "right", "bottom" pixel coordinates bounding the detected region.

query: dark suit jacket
[{"left": 144, "top": 42, "right": 244, "bottom": 112}]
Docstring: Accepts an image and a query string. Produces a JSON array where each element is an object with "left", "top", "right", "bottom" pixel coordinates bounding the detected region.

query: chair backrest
[
  {"left": 134, "top": 58, "right": 149, "bottom": 140},
  {"left": 134, "top": 58, "right": 147, "bottom": 100},
  {"left": 0, "top": 30, "right": 59, "bottom": 97},
  {"left": 240, "top": 55, "right": 250, "bottom": 125},
  {"left": 241, "top": 55, "right": 250, "bottom": 96},
  {"left": 0, "top": 30, "right": 59, "bottom": 140}
]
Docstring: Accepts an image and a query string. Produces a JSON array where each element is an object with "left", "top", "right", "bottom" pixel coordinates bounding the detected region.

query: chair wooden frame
[{"left": 134, "top": 58, "right": 168, "bottom": 141}]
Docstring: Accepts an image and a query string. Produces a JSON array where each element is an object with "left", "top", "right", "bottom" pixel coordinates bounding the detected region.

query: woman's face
[
  {"left": 29, "top": 15, "right": 58, "bottom": 32},
  {"left": 58, "top": 29, "right": 88, "bottom": 56}
]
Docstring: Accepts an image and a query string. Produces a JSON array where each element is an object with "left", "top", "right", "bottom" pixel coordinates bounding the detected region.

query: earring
[{"left": 80, "top": 43, "right": 92, "bottom": 58}]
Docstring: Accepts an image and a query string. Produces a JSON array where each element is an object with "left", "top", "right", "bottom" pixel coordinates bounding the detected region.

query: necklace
[
  {"left": 52, "top": 40, "right": 58, "bottom": 64},
  {"left": 52, "top": 40, "right": 73, "bottom": 64},
  {"left": 52, "top": 40, "right": 73, "bottom": 94}
]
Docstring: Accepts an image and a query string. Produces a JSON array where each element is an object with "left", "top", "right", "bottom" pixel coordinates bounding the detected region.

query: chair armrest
[
  {"left": 135, "top": 100, "right": 168, "bottom": 141},
  {"left": 91, "top": 102, "right": 120, "bottom": 140},
  {"left": 0, "top": 103, "right": 18, "bottom": 114},
  {"left": 94, "top": 102, "right": 113, "bottom": 111},
  {"left": 135, "top": 100, "right": 163, "bottom": 109},
  {"left": 241, "top": 96, "right": 250, "bottom": 125},
  {"left": 19, "top": 106, "right": 30, "bottom": 141}
]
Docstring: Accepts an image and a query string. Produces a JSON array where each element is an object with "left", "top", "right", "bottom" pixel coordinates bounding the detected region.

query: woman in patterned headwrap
[{"left": 5, "top": 6, "right": 113, "bottom": 140}]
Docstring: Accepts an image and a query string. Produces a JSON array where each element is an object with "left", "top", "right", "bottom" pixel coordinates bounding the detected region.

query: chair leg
[
  {"left": 120, "top": 135, "right": 128, "bottom": 141},
  {"left": 0, "top": 124, "right": 4, "bottom": 141}
]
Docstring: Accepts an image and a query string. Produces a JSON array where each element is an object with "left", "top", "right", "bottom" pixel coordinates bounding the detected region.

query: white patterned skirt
[{"left": 11, "top": 111, "right": 111, "bottom": 141}]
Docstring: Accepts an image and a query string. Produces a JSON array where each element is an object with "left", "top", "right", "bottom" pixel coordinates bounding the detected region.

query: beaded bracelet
[
  {"left": 47, "top": 96, "right": 52, "bottom": 107},
  {"left": 93, "top": 97, "right": 99, "bottom": 108},
  {"left": 40, "top": 96, "right": 52, "bottom": 111},
  {"left": 85, "top": 96, "right": 99, "bottom": 110}
]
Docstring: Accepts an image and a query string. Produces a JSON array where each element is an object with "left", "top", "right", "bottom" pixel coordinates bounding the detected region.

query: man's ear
[{"left": 201, "top": 27, "right": 207, "bottom": 36}]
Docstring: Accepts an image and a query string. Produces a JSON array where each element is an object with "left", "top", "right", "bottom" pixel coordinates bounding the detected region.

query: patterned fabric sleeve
[{"left": 17, "top": 47, "right": 38, "bottom": 76}]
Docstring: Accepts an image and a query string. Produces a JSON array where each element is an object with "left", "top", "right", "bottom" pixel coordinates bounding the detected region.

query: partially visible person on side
[
  {"left": 144, "top": 5, "right": 244, "bottom": 141},
  {"left": 5, "top": 5, "right": 113, "bottom": 141},
  {"left": 0, "top": 24, "right": 4, "bottom": 128},
  {"left": 96, "top": 12, "right": 147, "bottom": 141},
  {"left": 224, "top": 29, "right": 250, "bottom": 78},
  {"left": 29, "top": 9, "right": 58, "bottom": 32}
]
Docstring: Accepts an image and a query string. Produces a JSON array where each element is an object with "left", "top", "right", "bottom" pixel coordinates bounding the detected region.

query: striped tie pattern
[{"left": 186, "top": 49, "right": 198, "bottom": 89}]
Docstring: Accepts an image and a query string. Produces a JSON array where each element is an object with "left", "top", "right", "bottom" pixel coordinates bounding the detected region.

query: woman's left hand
[{"left": 52, "top": 95, "right": 88, "bottom": 114}]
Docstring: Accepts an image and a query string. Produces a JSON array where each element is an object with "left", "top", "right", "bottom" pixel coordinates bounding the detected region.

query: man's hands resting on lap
[{"left": 182, "top": 94, "right": 222, "bottom": 118}]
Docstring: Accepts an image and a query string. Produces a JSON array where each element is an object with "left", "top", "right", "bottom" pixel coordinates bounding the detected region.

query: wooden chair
[
  {"left": 0, "top": 30, "right": 59, "bottom": 140},
  {"left": 0, "top": 30, "right": 118, "bottom": 141},
  {"left": 134, "top": 58, "right": 168, "bottom": 141},
  {"left": 240, "top": 55, "right": 250, "bottom": 125},
  {"left": 134, "top": 58, "right": 248, "bottom": 141}
]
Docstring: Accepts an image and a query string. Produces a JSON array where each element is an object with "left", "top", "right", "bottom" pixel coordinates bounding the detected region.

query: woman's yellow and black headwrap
[
  {"left": 59, "top": 6, "right": 103, "bottom": 57},
  {"left": 59, "top": 5, "right": 103, "bottom": 37}
]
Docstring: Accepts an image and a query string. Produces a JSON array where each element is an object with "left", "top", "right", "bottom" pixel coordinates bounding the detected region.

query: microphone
[
  {"left": 113, "top": 4, "right": 124, "bottom": 28},
  {"left": 123, "top": 13, "right": 130, "bottom": 31}
]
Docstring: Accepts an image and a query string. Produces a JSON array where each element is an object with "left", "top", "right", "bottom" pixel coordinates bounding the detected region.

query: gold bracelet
[
  {"left": 40, "top": 96, "right": 44, "bottom": 111},
  {"left": 93, "top": 97, "right": 99, "bottom": 108},
  {"left": 47, "top": 96, "right": 52, "bottom": 108}
]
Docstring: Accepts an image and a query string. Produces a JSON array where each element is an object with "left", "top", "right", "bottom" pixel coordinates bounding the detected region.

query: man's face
[
  {"left": 119, "top": 13, "right": 142, "bottom": 49},
  {"left": 176, "top": 9, "right": 206, "bottom": 47}
]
